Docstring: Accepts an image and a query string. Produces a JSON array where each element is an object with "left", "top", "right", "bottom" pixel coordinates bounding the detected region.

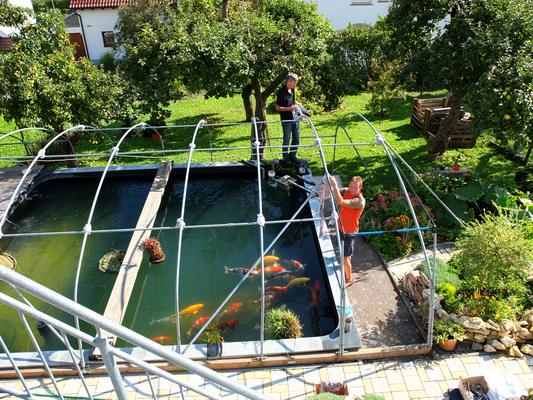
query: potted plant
[
  {"left": 433, "top": 317, "right": 467, "bottom": 351},
  {"left": 205, "top": 327, "right": 223, "bottom": 358},
  {"left": 141, "top": 237, "right": 165, "bottom": 263}
]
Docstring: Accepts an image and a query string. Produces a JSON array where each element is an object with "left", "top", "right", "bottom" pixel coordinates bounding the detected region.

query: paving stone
[
  {"left": 389, "top": 383, "right": 408, "bottom": 392},
  {"left": 327, "top": 366, "right": 346, "bottom": 382},
  {"left": 246, "top": 378, "right": 264, "bottom": 393},
  {"left": 391, "top": 390, "right": 410, "bottom": 400},
  {"left": 424, "top": 365, "right": 445, "bottom": 381},
  {"left": 445, "top": 358, "right": 465, "bottom": 372},
  {"left": 399, "top": 361, "right": 418, "bottom": 377},
  {"left": 405, "top": 375, "right": 424, "bottom": 391},
  {"left": 385, "top": 368, "right": 405, "bottom": 385},
  {"left": 422, "top": 381, "right": 443, "bottom": 397},
  {"left": 503, "top": 360, "right": 527, "bottom": 375},
  {"left": 371, "top": 377, "right": 391, "bottom": 393},
  {"left": 361, "top": 364, "right": 379, "bottom": 379}
]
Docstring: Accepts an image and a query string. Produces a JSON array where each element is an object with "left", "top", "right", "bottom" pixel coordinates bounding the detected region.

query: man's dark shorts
[{"left": 341, "top": 232, "right": 355, "bottom": 257}]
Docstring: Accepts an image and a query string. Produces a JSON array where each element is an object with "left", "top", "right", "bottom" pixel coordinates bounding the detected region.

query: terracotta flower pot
[
  {"left": 438, "top": 339, "right": 457, "bottom": 351},
  {"left": 150, "top": 254, "right": 165, "bottom": 264},
  {"left": 427, "top": 152, "right": 439, "bottom": 161},
  {"left": 153, "top": 134, "right": 161, "bottom": 141}
]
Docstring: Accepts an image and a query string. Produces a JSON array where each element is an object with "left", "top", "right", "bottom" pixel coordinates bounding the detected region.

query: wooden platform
[
  {"left": 92, "top": 161, "right": 173, "bottom": 357},
  {"left": 0, "top": 166, "right": 44, "bottom": 222}
]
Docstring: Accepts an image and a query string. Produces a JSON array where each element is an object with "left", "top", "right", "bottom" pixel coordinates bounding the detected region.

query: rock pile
[{"left": 400, "top": 270, "right": 533, "bottom": 358}]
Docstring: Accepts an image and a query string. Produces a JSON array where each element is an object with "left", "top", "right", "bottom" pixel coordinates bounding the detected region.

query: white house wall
[
  {"left": 1, "top": 0, "right": 34, "bottom": 37},
  {"left": 70, "top": 8, "right": 119, "bottom": 63},
  {"left": 314, "top": 0, "right": 392, "bottom": 30}
]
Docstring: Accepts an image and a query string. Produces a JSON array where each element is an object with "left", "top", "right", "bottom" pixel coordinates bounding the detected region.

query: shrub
[
  {"left": 362, "top": 395, "right": 387, "bottom": 400},
  {"left": 265, "top": 308, "right": 303, "bottom": 339},
  {"left": 306, "top": 393, "right": 347, "bottom": 400},
  {"left": 452, "top": 211, "right": 533, "bottom": 321},
  {"left": 416, "top": 257, "right": 461, "bottom": 288},
  {"left": 99, "top": 51, "right": 116, "bottom": 72}
]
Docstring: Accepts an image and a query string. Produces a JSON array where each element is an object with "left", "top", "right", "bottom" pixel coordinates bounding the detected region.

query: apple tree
[
  {"left": 383, "top": 0, "right": 533, "bottom": 155},
  {"left": 0, "top": 6, "right": 128, "bottom": 167}
]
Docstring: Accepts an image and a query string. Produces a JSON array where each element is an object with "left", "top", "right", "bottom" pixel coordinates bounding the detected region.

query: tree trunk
[
  {"left": 523, "top": 138, "right": 533, "bottom": 165},
  {"left": 221, "top": 0, "right": 229, "bottom": 19},
  {"left": 429, "top": 89, "right": 467, "bottom": 155},
  {"left": 241, "top": 84, "right": 254, "bottom": 122},
  {"left": 57, "top": 132, "right": 80, "bottom": 168},
  {"left": 250, "top": 76, "right": 267, "bottom": 160}
]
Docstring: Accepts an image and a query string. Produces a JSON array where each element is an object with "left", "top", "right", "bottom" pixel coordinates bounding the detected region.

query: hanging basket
[
  {"left": 0, "top": 253, "right": 17, "bottom": 270},
  {"left": 98, "top": 250, "right": 125, "bottom": 274},
  {"left": 150, "top": 254, "right": 165, "bottom": 264}
]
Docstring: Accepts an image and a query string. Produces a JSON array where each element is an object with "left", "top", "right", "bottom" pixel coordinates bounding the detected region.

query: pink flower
[
  {"left": 396, "top": 197, "right": 401, "bottom": 201},
  {"left": 390, "top": 191, "right": 398, "bottom": 195},
  {"left": 386, "top": 220, "right": 393, "bottom": 227},
  {"left": 373, "top": 218, "right": 381, "bottom": 224},
  {"left": 380, "top": 203, "right": 387, "bottom": 209},
  {"left": 410, "top": 198, "right": 419, "bottom": 205},
  {"left": 372, "top": 201, "right": 378, "bottom": 206},
  {"left": 371, "top": 207, "right": 377, "bottom": 212},
  {"left": 429, "top": 213, "right": 435, "bottom": 219},
  {"left": 416, "top": 215, "right": 421, "bottom": 222}
]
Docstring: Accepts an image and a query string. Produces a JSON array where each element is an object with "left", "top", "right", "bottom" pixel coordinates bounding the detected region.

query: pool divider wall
[{"left": 91, "top": 160, "right": 173, "bottom": 360}]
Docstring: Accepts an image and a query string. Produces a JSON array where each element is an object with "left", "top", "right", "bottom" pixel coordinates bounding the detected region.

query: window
[{"left": 102, "top": 31, "right": 115, "bottom": 47}]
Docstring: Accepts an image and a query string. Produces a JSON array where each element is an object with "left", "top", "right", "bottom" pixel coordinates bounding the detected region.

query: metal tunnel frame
[{"left": 0, "top": 111, "right": 461, "bottom": 399}]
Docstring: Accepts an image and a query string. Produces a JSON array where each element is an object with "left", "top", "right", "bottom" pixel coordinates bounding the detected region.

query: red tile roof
[{"left": 69, "top": 0, "right": 133, "bottom": 9}]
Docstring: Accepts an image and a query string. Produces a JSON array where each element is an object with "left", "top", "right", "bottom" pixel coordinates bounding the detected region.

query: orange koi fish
[
  {"left": 287, "top": 259, "right": 307, "bottom": 271},
  {"left": 285, "top": 277, "right": 310, "bottom": 289},
  {"left": 255, "top": 266, "right": 287, "bottom": 276},
  {"left": 306, "top": 285, "right": 320, "bottom": 307},
  {"left": 264, "top": 286, "right": 287, "bottom": 294},
  {"left": 222, "top": 302, "right": 242, "bottom": 315},
  {"left": 151, "top": 336, "right": 170, "bottom": 343},
  {"left": 179, "top": 304, "right": 203, "bottom": 317},
  {"left": 213, "top": 319, "right": 239, "bottom": 332},
  {"left": 187, "top": 316, "right": 208, "bottom": 336},
  {"left": 254, "top": 295, "right": 277, "bottom": 304}
]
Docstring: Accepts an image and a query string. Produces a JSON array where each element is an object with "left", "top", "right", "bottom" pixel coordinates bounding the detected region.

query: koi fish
[
  {"left": 254, "top": 255, "right": 280, "bottom": 268},
  {"left": 287, "top": 259, "right": 306, "bottom": 271},
  {"left": 255, "top": 266, "right": 287, "bottom": 276},
  {"left": 254, "top": 295, "right": 277, "bottom": 304},
  {"left": 213, "top": 319, "right": 239, "bottom": 332},
  {"left": 315, "top": 280, "right": 321, "bottom": 293},
  {"left": 151, "top": 336, "right": 170, "bottom": 343},
  {"left": 264, "top": 286, "right": 287, "bottom": 294},
  {"left": 306, "top": 285, "right": 320, "bottom": 307},
  {"left": 187, "top": 316, "right": 208, "bottom": 336},
  {"left": 222, "top": 302, "right": 242, "bottom": 315},
  {"left": 225, "top": 266, "right": 250, "bottom": 276},
  {"left": 179, "top": 304, "right": 203, "bottom": 317},
  {"left": 267, "top": 271, "right": 294, "bottom": 282},
  {"left": 150, "top": 314, "right": 176, "bottom": 325},
  {"left": 285, "top": 277, "right": 310, "bottom": 289}
]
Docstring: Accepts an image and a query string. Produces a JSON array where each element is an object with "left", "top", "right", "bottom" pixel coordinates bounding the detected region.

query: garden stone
[
  {"left": 474, "top": 333, "right": 489, "bottom": 342},
  {"left": 489, "top": 339, "right": 507, "bottom": 351},
  {"left": 472, "top": 342, "right": 483, "bottom": 351},
  {"left": 518, "top": 327, "right": 533, "bottom": 340},
  {"left": 486, "top": 320, "right": 501, "bottom": 331},
  {"left": 520, "top": 344, "right": 533, "bottom": 356},
  {"left": 500, "top": 336, "right": 516, "bottom": 348},
  {"left": 458, "top": 316, "right": 486, "bottom": 331},
  {"left": 507, "top": 345, "right": 523, "bottom": 358},
  {"left": 417, "top": 271, "right": 430, "bottom": 287},
  {"left": 501, "top": 319, "right": 515, "bottom": 332},
  {"left": 437, "top": 309, "right": 449, "bottom": 319},
  {"left": 520, "top": 308, "right": 533, "bottom": 321},
  {"left": 517, "top": 320, "right": 528, "bottom": 326},
  {"left": 484, "top": 344, "right": 497, "bottom": 353}
]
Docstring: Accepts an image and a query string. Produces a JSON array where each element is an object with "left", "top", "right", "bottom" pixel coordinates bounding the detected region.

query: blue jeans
[{"left": 281, "top": 120, "right": 300, "bottom": 158}]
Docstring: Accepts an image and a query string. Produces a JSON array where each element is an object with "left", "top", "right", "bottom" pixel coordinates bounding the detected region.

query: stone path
[{"left": 2, "top": 351, "right": 533, "bottom": 399}]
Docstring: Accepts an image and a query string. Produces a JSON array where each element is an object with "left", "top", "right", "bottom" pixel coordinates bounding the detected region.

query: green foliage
[
  {"left": 462, "top": 292, "right": 526, "bottom": 323},
  {"left": 416, "top": 258, "right": 461, "bottom": 288},
  {"left": 452, "top": 211, "right": 533, "bottom": 320},
  {"left": 362, "top": 395, "right": 387, "bottom": 400},
  {"left": 383, "top": 0, "right": 533, "bottom": 152},
  {"left": 367, "top": 59, "right": 406, "bottom": 118},
  {"left": 265, "top": 308, "right": 302, "bottom": 339},
  {"left": 0, "top": 7, "right": 131, "bottom": 150},
  {"left": 99, "top": 52, "right": 116, "bottom": 72},
  {"left": 306, "top": 394, "right": 347, "bottom": 400},
  {"left": 204, "top": 327, "right": 223, "bottom": 344},
  {"left": 433, "top": 317, "right": 467, "bottom": 344}
]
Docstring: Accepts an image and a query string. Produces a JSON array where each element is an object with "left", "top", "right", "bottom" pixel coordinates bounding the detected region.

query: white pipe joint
[
  {"left": 83, "top": 224, "right": 92, "bottom": 234},
  {"left": 329, "top": 211, "right": 339, "bottom": 225},
  {"left": 110, "top": 147, "right": 119, "bottom": 156},
  {"left": 253, "top": 140, "right": 260, "bottom": 147},
  {"left": 189, "top": 143, "right": 196, "bottom": 149},
  {"left": 251, "top": 117, "right": 259, "bottom": 121},
  {"left": 314, "top": 138, "right": 321, "bottom": 146},
  {"left": 376, "top": 134, "right": 385, "bottom": 145},
  {"left": 256, "top": 214, "right": 265, "bottom": 227},
  {"left": 198, "top": 120, "right": 205, "bottom": 129},
  {"left": 176, "top": 218, "right": 186, "bottom": 229},
  {"left": 37, "top": 149, "right": 46, "bottom": 159}
]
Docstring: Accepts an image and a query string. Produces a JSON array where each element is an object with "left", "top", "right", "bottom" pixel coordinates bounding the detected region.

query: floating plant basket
[
  {"left": 98, "top": 250, "right": 125, "bottom": 274},
  {"left": 0, "top": 253, "right": 17, "bottom": 270}
]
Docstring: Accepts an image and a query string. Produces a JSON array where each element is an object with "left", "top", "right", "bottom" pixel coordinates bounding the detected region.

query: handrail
[{"left": 0, "top": 265, "right": 271, "bottom": 400}]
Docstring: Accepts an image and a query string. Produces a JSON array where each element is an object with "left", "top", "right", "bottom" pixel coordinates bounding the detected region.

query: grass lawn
[{"left": 1, "top": 90, "right": 530, "bottom": 190}]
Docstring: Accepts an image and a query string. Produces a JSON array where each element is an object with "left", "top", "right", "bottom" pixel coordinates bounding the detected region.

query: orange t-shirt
[{"left": 337, "top": 190, "right": 365, "bottom": 234}]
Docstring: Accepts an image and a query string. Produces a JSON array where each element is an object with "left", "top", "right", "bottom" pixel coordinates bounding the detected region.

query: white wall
[
  {"left": 67, "top": 8, "right": 119, "bottom": 63},
  {"left": 315, "top": 0, "right": 392, "bottom": 30}
]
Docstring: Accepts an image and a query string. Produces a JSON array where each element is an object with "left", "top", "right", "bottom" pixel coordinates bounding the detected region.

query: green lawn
[{"left": 1, "top": 90, "right": 530, "bottom": 189}]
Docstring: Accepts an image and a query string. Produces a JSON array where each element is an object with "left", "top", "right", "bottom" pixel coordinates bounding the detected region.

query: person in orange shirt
[{"left": 326, "top": 175, "right": 365, "bottom": 287}]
